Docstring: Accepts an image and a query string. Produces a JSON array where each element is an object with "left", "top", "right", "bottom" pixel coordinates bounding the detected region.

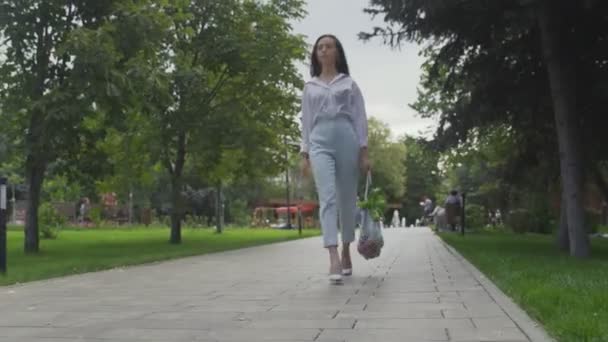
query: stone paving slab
[{"left": 0, "top": 228, "right": 554, "bottom": 341}]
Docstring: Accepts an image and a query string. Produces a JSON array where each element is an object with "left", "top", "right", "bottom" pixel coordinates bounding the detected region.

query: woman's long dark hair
[{"left": 310, "top": 34, "right": 350, "bottom": 77}]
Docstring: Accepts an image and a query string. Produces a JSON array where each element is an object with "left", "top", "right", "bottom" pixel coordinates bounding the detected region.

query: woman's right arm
[{"left": 300, "top": 85, "right": 312, "bottom": 159}]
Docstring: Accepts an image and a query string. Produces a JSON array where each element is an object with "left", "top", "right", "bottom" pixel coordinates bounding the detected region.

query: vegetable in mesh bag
[{"left": 357, "top": 187, "right": 385, "bottom": 259}]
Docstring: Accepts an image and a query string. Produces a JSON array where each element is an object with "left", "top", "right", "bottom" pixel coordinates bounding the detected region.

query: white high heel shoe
[
  {"left": 342, "top": 268, "right": 352, "bottom": 276},
  {"left": 329, "top": 273, "right": 343, "bottom": 284},
  {"left": 329, "top": 262, "right": 343, "bottom": 284}
]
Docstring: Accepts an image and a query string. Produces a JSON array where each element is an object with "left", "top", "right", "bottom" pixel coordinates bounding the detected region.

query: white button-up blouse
[{"left": 299, "top": 73, "right": 369, "bottom": 154}]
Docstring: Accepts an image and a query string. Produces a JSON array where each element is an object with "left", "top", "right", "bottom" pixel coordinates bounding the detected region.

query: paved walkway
[{"left": 0, "top": 228, "right": 553, "bottom": 342}]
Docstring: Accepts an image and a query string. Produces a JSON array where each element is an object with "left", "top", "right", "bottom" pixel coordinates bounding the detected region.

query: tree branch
[
  {"left": 58, "top": 2, "right": 75, "bottom": 85},
  {"left": 202, "top": 66, "right": 230, "bottom": 107},
  {"left": 162, "top": 150, "right": 174, "bottom": 176}
]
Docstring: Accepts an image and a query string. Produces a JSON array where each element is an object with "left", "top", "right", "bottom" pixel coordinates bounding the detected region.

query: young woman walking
[{"left": 300, "top": 34, "right": 370, "bottom": 284}]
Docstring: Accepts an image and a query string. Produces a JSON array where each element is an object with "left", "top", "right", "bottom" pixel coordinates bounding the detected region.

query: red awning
[{"left": 276, "top": 205, "right": 315, "bottom": 214}]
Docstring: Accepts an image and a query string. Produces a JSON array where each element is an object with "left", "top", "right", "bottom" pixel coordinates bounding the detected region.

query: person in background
[
  {"left": 421, "top": 196, "right": 434, "bottom": 225},
  {"left": 391, "top": 209, "right": 400, "bottom": 228},
  {"left": 444, "top": 190, "right": 462, "bottom": 231}
]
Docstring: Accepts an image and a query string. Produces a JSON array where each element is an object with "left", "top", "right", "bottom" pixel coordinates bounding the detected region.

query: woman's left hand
[
  {"left": 300, "top": 153, "right": 311, "bottom": 178},
  {"left": 360, "top": 148, "right": 371, "bottom": 173}
]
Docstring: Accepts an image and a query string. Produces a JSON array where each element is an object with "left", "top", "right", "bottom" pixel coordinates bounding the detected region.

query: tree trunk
[
  {"left": 557, "top": 190, "right": 569, "bottom": 251},
  {"left": 24, "top": 155, "right": 46, "bottom": 253},
  {"left": 215, "top": 184, "right": 223, "bottom": 234},
  {"left": 169, "top": 176, "right": 182, "bottom": 244},
  {"left": 167, "top": 132, "right": 186, "bottom": 244},
  {"left": 24, "top": 7, "right": 51, "bottom": 253},
  {"left": 538, "top": 1, "right": 590, "bottom": 257}
]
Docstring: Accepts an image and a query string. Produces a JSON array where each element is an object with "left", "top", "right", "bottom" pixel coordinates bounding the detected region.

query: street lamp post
[
  {"left": 296, "top": 167, "right": 303, "bottom": 236},
  {"left": 461, "top": 192, "right": 466, "bottom": 236},
  {"left": 128, "top": 191, "right": 133, "bottom": 224},
  {"left": 284, "top": 136, "right": 292, "bottom": 229},
  {"left": 11, "top": 184, "right": 16, "bottom": 224},
  {"left": 285, "top": 165, "right": 291, "bottom": 229},
  {"left": 1, "top": 177, "right": 7, "bottom": 274}
]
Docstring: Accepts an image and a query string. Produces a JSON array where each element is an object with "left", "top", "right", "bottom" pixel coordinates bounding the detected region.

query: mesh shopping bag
[{"left": 357, "top": 171, "right": 384, "bottom": 260}]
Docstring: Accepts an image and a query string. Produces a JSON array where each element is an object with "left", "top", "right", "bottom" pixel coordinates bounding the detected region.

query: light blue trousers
[{"left": 310, "top": 115, "right": 360, "bottom": 247}]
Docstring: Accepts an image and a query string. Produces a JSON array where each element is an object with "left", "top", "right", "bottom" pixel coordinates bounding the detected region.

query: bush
[
  {"left": 507, "top": 209, "right": 532, "bottom": 234},
  {"left": 464, "top": 203, "right": 486, "bottom": 230},
  {"left": 40, "top": 226, "right": 59, "bottom": 240},
  {"left": 507, "top": 206, "right": 556, "bottom": 234},
  {"left": 529, "top": 205, "right": 554, "bottom": 234},
  {"left": 585, "top": 210, "right": 602, "bottom": 234},
  {"left": 159, "top": 215, "right": 171, "bottom": 227},
  {"left": 39, "top": 202, "right": 65, "bottom": 239},
  {"left": 228, "top": 199, "right": 250, "bottom": 227},
  {"left": 481, "top": 223, "right": 509, "bottom": 232},
  {"left": 88, "top": 206, "right": 103, "bottom": 227},
  {"left": 183, "top": 214, "right": 206, "bottom": 228}
]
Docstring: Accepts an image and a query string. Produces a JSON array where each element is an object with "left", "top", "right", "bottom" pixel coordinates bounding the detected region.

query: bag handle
[{"left": 363, "top": 170, "right": 372, "bottom": 201}]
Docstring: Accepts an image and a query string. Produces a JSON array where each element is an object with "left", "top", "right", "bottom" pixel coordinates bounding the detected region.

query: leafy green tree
[
  {"left": 362, "top": 0, "right": 607, "bottom": 257},
  {"left": 133, "top": 0, "right": 307, "bottom": 242},
  {"left": 0, "top": 1, "right": 168, "bottom": 252},
  {"left": 367, "top": 118, "right": 406, "bottom": 203},
  {"left": 95, "top": 112, "right": 160, "bottom": 212},
  {"left": 401, "top": 135, "right": 440, "bottom": 222}
]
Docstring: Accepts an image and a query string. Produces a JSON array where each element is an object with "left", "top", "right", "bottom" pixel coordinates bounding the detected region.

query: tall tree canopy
[
  {"left": 363, "top": 0, "right": 608, "bottom": 257},
  {"left": 0, "top": 0, "right": 168, "bottom": 252},
  {"left": 129, "top": 0, "right": 307, "bottom": 242},
  {"left": 367, "top": 118, "right": 406, "bottom": 203},
  {"left": 0, "top": 0, "right": 307, "bottom": 249}
]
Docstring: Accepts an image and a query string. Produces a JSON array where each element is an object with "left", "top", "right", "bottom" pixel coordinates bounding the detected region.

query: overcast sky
[
  {"left": 0, "top": 2, "right": 436, "bottom": 139},
  {"left": 291, "top": 0, "right": 437, "bottom": 140}
]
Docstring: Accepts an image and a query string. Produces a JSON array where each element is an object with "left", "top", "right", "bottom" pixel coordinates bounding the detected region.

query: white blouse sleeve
[
  {"left": 352, "top": 81, "right": 368, "bottom": 148},
  {"left": 300, "top": 85, "right": 312, "bottom": 154}
]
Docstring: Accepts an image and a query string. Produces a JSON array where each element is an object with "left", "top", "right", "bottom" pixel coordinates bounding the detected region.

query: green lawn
[
  {"left": 440, "top": 231, "right": 608, "bottom": 342},
  {"left": 1, "top": 226, "right": 320, "bottom": 286}
]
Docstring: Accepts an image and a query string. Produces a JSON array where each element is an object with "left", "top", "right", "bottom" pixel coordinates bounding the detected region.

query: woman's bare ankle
[
  {"left": 328, "top": 246, "right": 342, "bottom": 274},
  {"left": 341, "top": 244, "right": 352, "bottom": 269}
]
